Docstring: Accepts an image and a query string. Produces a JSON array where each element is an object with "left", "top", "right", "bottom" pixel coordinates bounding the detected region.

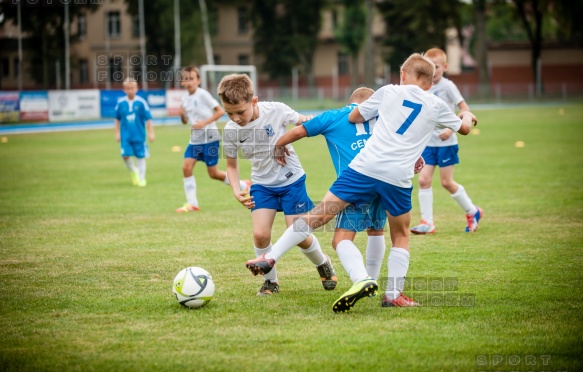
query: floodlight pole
[
  {"left": 64, "top": 1, "right": 70, "bottom": 89},
  {"left": 174, "top": 0, "right": 181, "bottom": 88},
  {"left": 138, "top": 0, "right": 148, "bottom": 89},
  {"left": 17, "top": 0, "right": 23, "bottom": 91},
  {"left": 199, "top": 0, "right": 214, "bottom": 65}
]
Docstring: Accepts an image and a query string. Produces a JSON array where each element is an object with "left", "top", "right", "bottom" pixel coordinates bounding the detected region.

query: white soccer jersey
[
  {"left": 181, "top": 88, "right": 221, "bottom": 145},
  {"left": 349, "top": 84, "right": 462, "bottom": 188},
  {"left": 427, "top": 77, "right": 465, "bottom": 147},
  {"left": 222, "top": 102, "right": 305, "bottom": 187}
]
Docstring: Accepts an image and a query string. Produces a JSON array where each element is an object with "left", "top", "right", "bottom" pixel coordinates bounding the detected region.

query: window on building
[
  {"left": 78, "top": 14, "right": 87, "bottom": 39},
  {"left": 110, "top": 56, "right": 123, "bottom": 82},
  {"left": 107, "top": 11, "right": 121, "bottom": 38},
  {"left": 132, "top": 15, "right": 140, "bottom": 38},
  {"left": 14, "top": 57, "right": 20, "bottom": 78},
  {"left": 213, "top": 55, "right": 221, "bottom": 65},
  {"left": 238, "top": 54, "right": 249, "bottom": 66},
  {"left": 338, "top": 52, "right": 348, "bottom": 75},
  {"left": 79, "top": 59, "right": 89, "bottom": 85},
  {"left": 2, "top": 58, "right": 9, "bottom": 78},
  {"left": 237, "top": 7, "right": 248, "bottom": 34}
]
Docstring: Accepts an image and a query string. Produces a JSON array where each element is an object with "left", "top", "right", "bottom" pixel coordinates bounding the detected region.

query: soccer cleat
[
  {"left": 332, "top": 277, "right": 378, "bottom": 313},
  {"left": 175, "top": 203, "right": 200, "bottom": 213},
  {"left": 410, "top": 220, "right": 436, "bottom": 234},
  {"left": 257, "top": 280, "right": 279, "bottom": 296},
  {"left": 243, "top": 179, "right": 252, "bottom": 193},
  {"left": 317, "top": 255, "right": 338, "bottom": 290},
  {"left": 131, "top": 171, "right": 139, "bottom": 186},
  {"left": 465, "top": 207, "right": 483, "bottom": 232},
  {"left": 137, "top": 179, "right": 147, "bottom": 187},
  {"left": 245, "top": 253, "right": 275, "bottom": 276},
  {"left": 381, "top": 292, "right": 420, "bottom": 307}
]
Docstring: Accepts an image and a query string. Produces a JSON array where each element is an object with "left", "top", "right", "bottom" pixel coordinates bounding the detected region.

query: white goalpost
[{"left": 200, "top": 65, "right": 258, "bottom": 97}]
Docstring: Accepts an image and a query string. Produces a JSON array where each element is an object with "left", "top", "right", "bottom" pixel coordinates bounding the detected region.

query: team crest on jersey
[{"left": 264, "top": 124, "right": 275, "bottom": 137}]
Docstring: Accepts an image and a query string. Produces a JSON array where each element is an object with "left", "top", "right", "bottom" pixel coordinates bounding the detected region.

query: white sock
[
  {"left": 255, "top": 245, "right": 278, "bottom": 283},
  {"left": 418, "top": 187, "right": 433, "bottom": 223},
  {"left": 183, "top": 176, "right": 199, "bottom": 207},
  {"left": 385, "top": 247, "right": 410, "bottom": 300},
  {"left": 136, "top": 158, "right": 146, "bottom": 181},
  {"left": 365, "top": 235, "right": 386, "bottom": 280},
  {"left": 223, "top": 175, "right": 249, "bottom": 192},
  {"left": 299, "top": 235, "right": 327, "bottom": 266},
  {"left": 336, "top": 240, "right": 369, "bottom": 283},
  {"left": 265, "top": 219, "right": 313, "bottom": 262},
  {"left": 123, "top": 158, "right": 137, "bottom": 172},
  {"left": 451, "top": 184, "right": 477, "bottom": 215}
]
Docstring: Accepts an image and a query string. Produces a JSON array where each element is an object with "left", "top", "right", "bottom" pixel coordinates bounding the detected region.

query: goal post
[{"left": 200, "top": 65, "right": 258, "bottom": 97}]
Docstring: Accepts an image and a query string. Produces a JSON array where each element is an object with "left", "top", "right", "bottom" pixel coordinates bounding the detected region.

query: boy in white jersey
[
  {"left": 217, "top": 73, "right": 337, "bottom": 296},
  {"left": 411, "top": 48, "right": 483, "bottom": 234},
  {"left": 246, "top": 53, "right": 477, "bottom": 312},
  {"left": 114, "top": 78, "right": 155, "bottom": 187},
  {"left": 176, "top": 66, "right": 250, "bottom": 213}
]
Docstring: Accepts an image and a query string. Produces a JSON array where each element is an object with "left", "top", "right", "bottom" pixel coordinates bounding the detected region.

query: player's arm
[
  {"left": 457, "top": 111, "right": 478, "bottom": 135},
  {"left": 114, "top": 119, "right": 121, "bottom": 142},
  {"left": 193, "top": 105, "right": 225, "bottom": 129},
  {"left": 226, "top": 156, "right": 254, "bottom": 209},
  {"left": 348, "top": 107, "right": 366, "bottom": 123},
  {"left": 146, "top": 119, "right": 155, "bottom": 142},
  {"left": 179, "top": 106, "right": 188, "bottom": 124},
  {"left": 274, "top": 125, "right": 308, "bottom": 166},
  {"left": 294, "top": 114, "right": 313, "bottom": 125}
]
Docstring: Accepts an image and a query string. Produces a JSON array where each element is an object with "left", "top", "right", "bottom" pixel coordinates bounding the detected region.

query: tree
[
  {"left": 377, "top": 0, "right": 463, "bottom": 72},
  {"left": 334, "top": 0, "right": 367, "bottom": 90},
  {"left": 0, "top": 1, "right": 99, "bottom": 89},
  {"left": 473, "top": 0, "right": 490, "bottom": 95}
]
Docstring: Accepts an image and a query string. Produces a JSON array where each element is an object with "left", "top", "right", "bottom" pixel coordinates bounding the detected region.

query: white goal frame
[{"left": 200, "top": 65, "right": 258, "bottom": 97}]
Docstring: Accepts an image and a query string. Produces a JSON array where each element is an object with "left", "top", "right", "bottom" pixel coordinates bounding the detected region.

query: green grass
[{"left": 1, "top": 103, "right": 582, "bottom": 371}]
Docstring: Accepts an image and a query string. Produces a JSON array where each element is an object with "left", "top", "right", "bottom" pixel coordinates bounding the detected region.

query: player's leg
[
  {"left": 177, "top": 146, "right": 199, "bottom": 212},
  {"left": 120, "top": 140, "right": 138, "bottom": 185},
  {"left": 365, "top": 196, "right": 387, "bottom": 280},
  {"left": 134, "top": 142, "right": 148, "bottom": 187},
  {"left": 440, "top": 158, "right": 483, "bottom": 232},
  {"left": 412, "top": 147, "right": 437, "bottom": 234},
  {"left": 251, "top": 208, "right": 280, "bottom": 296}
]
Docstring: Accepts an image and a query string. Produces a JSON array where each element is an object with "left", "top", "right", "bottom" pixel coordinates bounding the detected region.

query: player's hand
[
  {"left": 192, "top": 121, "right": 206, "bottom": 130},
  {"left": 115, "top": 133, "right": 121, "bottom": 142},
  {"left": 460, "top": 111, "right": 478, "bottom": 126},
  {"left": 301, "top": 114, "right": 314, "bottom": 122},
  {"left": 236, "top": 191, "right": 254, "bottom": 210},
  {"left": 149, "top": 133, "right": 155, "bottom": 142},
  {"left": 414, "top": 156, "right": 425, "bottom": 174},
  {"left": 274, "top": 145, "right": 290, "bottom": 166},
  {"left": 439, "top": 128, "right": 454, "bottom": 141}
]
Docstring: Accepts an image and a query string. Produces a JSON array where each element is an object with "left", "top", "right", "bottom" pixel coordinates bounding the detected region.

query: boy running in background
[
  {"left": 114, "top": 78, "right": 155, "bottom": 187},
  {"left": 176, "top": 66, "right": 250, "bottom": 213},
  {"left": 411, "top": 48, "right": 483, "bottom": 234},
  {"left": 218, "top": 73, "right": 337, "bottom": 296}
]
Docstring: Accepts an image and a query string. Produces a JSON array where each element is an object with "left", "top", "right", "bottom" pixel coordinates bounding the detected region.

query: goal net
[{"left": 200, "top": 65, "right": 258, "bottom": 97}]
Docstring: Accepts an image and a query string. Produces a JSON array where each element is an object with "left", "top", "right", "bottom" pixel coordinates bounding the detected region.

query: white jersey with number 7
[{"left": 349, "top": 84, "right": 462, "bottom": 188}]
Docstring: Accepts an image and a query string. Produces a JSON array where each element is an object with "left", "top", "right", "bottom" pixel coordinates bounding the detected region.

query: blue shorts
[
  {"left": 184, "top": 141, "right": 220, "bottom": 167},
  {"left": 422, "top": 145, "right": 459, "bottom": 167},
  {"left": 250, "top": 174, "right": 314, "bottom": 215},
  {"left": 329, "top": 167, "right": 412, "bottom": 217},
  {"left": 335, "top": 195, "right": 386, "bottom": 232},
  {"left": 121, "top": 140, "right": 149, "bottom": 158}
]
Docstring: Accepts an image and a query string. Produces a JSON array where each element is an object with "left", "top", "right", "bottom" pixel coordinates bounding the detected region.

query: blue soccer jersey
[
  {"left": 303, "top": 103, "right": 376, "bottom": 178},
  {"left": 115, "top": 96, "right": 153, "bottom": 142}
]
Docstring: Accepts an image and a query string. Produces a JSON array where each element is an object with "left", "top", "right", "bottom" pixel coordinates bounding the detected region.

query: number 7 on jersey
[{"left": 396, "top": 100, "right": 422, "bottom": 135}]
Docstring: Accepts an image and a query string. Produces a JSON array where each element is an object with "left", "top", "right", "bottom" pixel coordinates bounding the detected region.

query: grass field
[{"left": 1, "top": 103, "right": 582, "bottom": 371}]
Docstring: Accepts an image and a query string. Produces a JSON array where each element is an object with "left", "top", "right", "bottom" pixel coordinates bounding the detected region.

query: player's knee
[
  {"left": 418, "top": 175, "right": 432, "bottom": 188},
  {"left": 253, "top": 232, "right": 271, "bottom": 247}
]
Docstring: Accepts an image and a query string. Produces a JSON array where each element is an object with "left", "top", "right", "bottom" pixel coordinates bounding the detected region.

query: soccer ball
[{"left": 172, "top": 267, "right": 215, "bottom": 308}]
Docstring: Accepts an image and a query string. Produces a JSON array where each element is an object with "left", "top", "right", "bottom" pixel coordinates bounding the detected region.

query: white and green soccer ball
[{"left": 172, "top": 267, "right": 215, "bottom": 309}]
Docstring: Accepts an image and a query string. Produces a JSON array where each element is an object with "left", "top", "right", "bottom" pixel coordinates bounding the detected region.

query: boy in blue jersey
[
  {"left": 114, "top": 78, "right": 155, "bottom": 187},
  {"left": 246, "top": 53, "right": 477, "bottom": 312}
]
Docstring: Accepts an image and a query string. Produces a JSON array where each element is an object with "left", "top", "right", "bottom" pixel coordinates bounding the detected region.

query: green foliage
[
  {"left": 0, "top": 1, "right": 99, "bottom": 88},
  {"left": 0, "top": 104, "right": 583, "bottom": 370},
  {"left": 334, "top": 0, "right": 367, "bottom": 56},
  {"left": 377, "top": 0, "right": 462, "bottom": 70}
]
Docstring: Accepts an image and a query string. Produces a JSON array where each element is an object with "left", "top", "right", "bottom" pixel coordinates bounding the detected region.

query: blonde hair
[
  {"left": 217, "top": 74, "right": 255, "bottom": 105},
  {"left": 181, "top": 65, "right": 200, "bottom": 79},
  {"left": 425, "top": 48, "right": 447, "bottom": 64},
  {"left": 401, "top": 53, "right": 435, "bottom": 87},
  {"left": 348, "top": 87, "right": 375, "bottom": 104},
  {"left": 122, "top": 77, "right": 138, "bottom": 87}
]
